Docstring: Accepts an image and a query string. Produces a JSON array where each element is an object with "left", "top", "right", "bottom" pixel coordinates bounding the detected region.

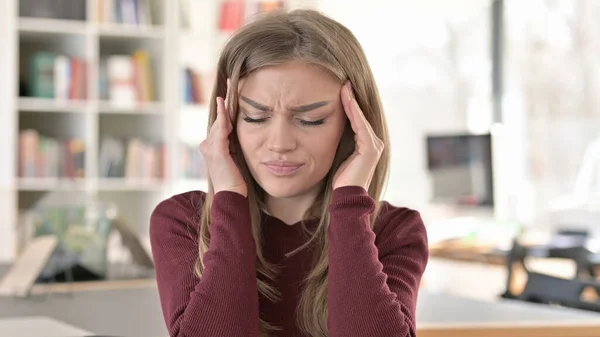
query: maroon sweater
[{"left": 150, "top": 186, "right": 428, "bottom": 337}]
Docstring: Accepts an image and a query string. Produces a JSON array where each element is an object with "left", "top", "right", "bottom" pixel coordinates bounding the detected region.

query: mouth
[{"left": 263, "top": 161, "right": 304, "bottom": 177}]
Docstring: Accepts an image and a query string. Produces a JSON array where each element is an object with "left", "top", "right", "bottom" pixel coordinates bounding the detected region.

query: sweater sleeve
[
  {"left": 149, "top": 191, "right": 259, "bottom": 337},
  {"left": 327, "top": 186, "right": 429, "bottom": 337}
]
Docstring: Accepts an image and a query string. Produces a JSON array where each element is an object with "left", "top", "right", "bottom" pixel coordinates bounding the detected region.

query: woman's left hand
[{"left": 332, "top": 82, "right": 384, "bottom": 191}]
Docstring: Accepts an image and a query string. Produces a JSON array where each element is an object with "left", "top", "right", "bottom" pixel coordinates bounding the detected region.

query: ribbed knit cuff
[
  {"left": 330, "top": 186, "right": 376, "bottom": 218},
  {"left": 210, "top": 191, "right": 253, "bottom": 244},
  {"left": 211, "top": 190, "right": 249, "bottom": 214}
]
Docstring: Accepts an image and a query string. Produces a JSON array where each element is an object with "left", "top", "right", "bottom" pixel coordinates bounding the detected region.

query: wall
[{"left": 317, "top": 0, "right": 493, "bottom": 210}]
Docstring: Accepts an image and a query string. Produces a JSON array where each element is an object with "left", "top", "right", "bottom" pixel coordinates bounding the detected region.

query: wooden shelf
[
  {"left": 18, "top": 17, "right": 89, "bottom": 35},
  {"left": 180, "top": 30, "right": 212, "bottom": 42},
  {"left": 97, "top": 23, "right": 165, "bottom": 39},
  {"left": 176, "top": 178, "right": 208, "bottom": 185},
  {"left": 181, "top": 103, "right": 209, "bottom": 113},
  {"left": 18, "top": 97, "right": 89, "bottom": 114},
  {"left": 172, "top": 178, "right": 209, "bottom": 194},
  {"left": 18, "top": 178, "right": 86, "bottom": 191},
  {"left": 97, "top": 178, "right": 166, "bottom": 191},
  {"left": 98, "top": 101, "right": 164, "bottom": 115}
]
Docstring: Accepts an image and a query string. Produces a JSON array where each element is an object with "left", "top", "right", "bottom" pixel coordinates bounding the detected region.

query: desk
[
  {"left": 1, "top": 286, "right": 599, "bottom": 337},
  {"left": 1, "top": 265, "right": 600, "bottom": 337},
  {"left": 417, "top": 293, "right": 600, "bottom": 337},
  {"left": 0, "top": 316, "right": 92, "bottom": 337},
  {"left": 428, "top": 240, "right": 600, "bottom": 299},
  {"left": 429, "top": 239, "right": 507, "bottom": 265}
]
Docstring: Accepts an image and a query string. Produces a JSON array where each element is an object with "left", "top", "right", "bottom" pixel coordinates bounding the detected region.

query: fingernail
[{"left": 346, "top": 84, "right": 353, "bottom": 101}]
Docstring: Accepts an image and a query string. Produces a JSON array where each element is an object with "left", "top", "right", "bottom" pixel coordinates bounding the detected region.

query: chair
[
  {"left": 0, "top": 235, "right": 58, "bottom": 297},
  {"left": 517, "top": 272, "right": 600, "bottom": 312},
  {"left": 18, "top": 192, "right": 116, "bottom": 283},
  {"left": 500, "top": 233, "right": 600, "bottom": 312}
]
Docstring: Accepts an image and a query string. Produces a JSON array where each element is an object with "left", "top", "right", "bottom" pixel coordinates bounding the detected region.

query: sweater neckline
[{"left": 261, "top": 211, "right": 320, "bottom": 236}]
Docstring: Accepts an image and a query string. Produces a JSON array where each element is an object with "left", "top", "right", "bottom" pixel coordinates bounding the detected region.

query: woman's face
[{"left": 236, "top": 60, "right": 346, "bottom": 198}]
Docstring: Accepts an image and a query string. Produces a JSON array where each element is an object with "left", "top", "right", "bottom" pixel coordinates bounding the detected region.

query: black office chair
[
  {"left": 518, "top": 271, "right": 600, "bottom": 312},
  {"left": 500, "top": 232, "right": 600, "bottom": 312}
]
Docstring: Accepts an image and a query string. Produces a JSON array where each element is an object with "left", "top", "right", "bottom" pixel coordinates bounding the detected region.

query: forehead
[{"left": 238, "top": 60, "right": 341, "bottom": 100}]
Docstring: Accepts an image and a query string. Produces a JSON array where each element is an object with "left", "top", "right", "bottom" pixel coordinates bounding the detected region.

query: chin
[{"left": 259, "top": 180, "right": 311, "bottom": 199}]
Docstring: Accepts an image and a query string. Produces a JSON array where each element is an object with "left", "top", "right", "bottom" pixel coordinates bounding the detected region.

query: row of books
[
  {"left": 24, "top": 49, "right": 154, "bottom": 105},
  {"left": 97, "top": 0, "right": 155, "bottom": 26},
  {"left": 219, "top": 0, "right": 285, "bottom": 32},
  {"left": 180, "top": 0, "right": 285, "bottom": 32},
  {"left": 182, "top": 68, "right": 208, "bottom": 105},
  {"left": 25, "top": 52, "right": 87, "bottom": 100},
  {"left": 179, "top": 144, "right": 206, "bottom": 180},
  {"left": 100, "top": 50, "right": 156, "bottom": 107},
  {"left": 19, "top": 129, "right": 85, "bottom": 179},
  {"left": 99, "top": 137, "right": 166, "bottom": 179}
]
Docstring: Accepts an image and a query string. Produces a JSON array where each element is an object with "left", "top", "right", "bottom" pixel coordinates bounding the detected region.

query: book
[
  {"left": 106, "top": 50, "right": 155, "bottom": 106},
  {"left": 182, "top": 67, "right": 207, "bottom": 105},
  {"left": 18, "top": 130, "right": 85, "bottom": 179},
  {"left": 99, "top": 137, "right": 164, "bottom": 179},
  {"left": 53, "top": 55, "right": 70, "bottom": 101},
  {"left": 133, "top": 50, "right": 155, "bottom": 102},
  {"left": 29, "top": 52, "right": 56, "bottom": 99},
  {"left": 27, "top": 52, "right": 87, "bottom": 100},
  {"left": 99, "top": 0, "right": 153, "bottom": 25},
  {"left": 219, "top": 0, "right": 245, "bottom": 32},
  {"left": 180, "top": 144, "right": 206, "bottom": 179},
  {"left": 107, "top": 55, "right": 136, "bottom": 107}
]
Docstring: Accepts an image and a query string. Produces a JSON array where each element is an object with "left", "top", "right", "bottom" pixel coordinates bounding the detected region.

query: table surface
[
  {"left": 2, "top": 265, "right": 600, "bottom": 337},
  {"left": 0, "top": 316, "right": 92, "bottom": 337}
]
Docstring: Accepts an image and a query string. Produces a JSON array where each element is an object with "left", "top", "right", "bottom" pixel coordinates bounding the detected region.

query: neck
[{"left": 266, "top": 184, "right": 321, "bottom": 225}]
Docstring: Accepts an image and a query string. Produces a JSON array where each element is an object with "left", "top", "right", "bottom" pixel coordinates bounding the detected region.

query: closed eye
[
  {"left": 299, "top": 118, "right": 326, "bottom": 126},
  {"left": 242, "top": 115, "right": 268, "bottom": 124},
  {"left": 242, "top": 113, "right": 326, "bottom": 127}
]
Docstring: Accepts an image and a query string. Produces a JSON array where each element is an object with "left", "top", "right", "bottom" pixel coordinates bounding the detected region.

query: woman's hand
[
  {"left": 199, "top": 90, "right": 248, "bottom": 197},
  {"left": 332, "top": 83, "right": 384, "bottom": 191}
]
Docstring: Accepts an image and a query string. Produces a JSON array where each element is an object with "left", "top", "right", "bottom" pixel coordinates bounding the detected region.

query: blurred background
[{"left": 0, "top": 0, "right": 600, "bottom": 336}]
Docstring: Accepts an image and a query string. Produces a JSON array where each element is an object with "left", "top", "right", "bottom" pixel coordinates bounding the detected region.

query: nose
[{"left": 266, "top": 118, "right": 296, "bottom": 154}]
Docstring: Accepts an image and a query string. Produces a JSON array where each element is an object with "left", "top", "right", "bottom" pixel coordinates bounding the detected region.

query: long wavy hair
[{"left": 195, "top": 9, "right": 391, "bottom": 337}]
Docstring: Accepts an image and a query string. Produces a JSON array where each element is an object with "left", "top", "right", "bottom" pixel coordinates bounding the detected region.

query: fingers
[
  {"left": 215, "top": 96, "right": 233, "bottom": 135},
  {"left": 341, "top": 82, "right": 356, "bottom": 130},
  {"left": 225, "top": 78, "right": 236, "bottom": 123},
  {"left": 340, "top": 83, "right": 385, "bottom": 157},
  {"left": 225, "top": 78, "right": 230, "bottom": 110},
  {"left": 340, "top": 83, "right": 376, "bottom": 141}
]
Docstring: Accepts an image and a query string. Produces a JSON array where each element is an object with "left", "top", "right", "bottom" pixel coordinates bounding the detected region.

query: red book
[
  {"left": 64, "top": 141, "right": 73, "bottom": 178},
  {"left": 69, "top": 58, "right": 86, "bottom": 100},
  {"left": 219, "top": 1, "right": 245, "bottom": 32}
]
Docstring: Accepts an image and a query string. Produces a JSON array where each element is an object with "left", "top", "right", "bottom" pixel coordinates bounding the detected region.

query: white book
[
  {"left": 107, "top": 56, "right": 137, "bottom": 107},
  {"left": 53, "top": 55, "right": 70, "bottom": 101},
  {"left": 99, "top": 137, "right": 125, "bottom": 177}
]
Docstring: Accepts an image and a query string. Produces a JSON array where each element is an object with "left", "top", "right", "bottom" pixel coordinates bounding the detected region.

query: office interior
[{"left": 0, "top": 0, "right": 599, "bottom": 336}]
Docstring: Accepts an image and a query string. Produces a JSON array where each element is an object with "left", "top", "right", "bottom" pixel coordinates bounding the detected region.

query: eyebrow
[{"left": 240, "top": 96, "right": 330, "bottom": 113}]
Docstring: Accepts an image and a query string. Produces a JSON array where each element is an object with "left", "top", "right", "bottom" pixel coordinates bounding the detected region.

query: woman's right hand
[{"left": 199, "top": 94, "right": 248, "bottom": 197}]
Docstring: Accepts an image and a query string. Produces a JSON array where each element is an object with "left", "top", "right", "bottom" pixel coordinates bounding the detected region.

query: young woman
[{"left": 150, "top": 9, "right": 428, "bottom": 337}]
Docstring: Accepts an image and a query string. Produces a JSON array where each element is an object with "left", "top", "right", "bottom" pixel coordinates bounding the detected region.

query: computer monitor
[{"left": 426, "top": 133, "right": 494, "bottom": 206}]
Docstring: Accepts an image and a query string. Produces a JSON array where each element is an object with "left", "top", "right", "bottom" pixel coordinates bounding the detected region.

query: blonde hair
[{"left": 195, "top": 9, "right": 390, "bottom": 337}]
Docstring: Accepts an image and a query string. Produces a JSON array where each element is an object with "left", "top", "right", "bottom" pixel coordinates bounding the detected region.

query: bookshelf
[{"left": 0, "top": 0, "right": 318, "bottom": 263}]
